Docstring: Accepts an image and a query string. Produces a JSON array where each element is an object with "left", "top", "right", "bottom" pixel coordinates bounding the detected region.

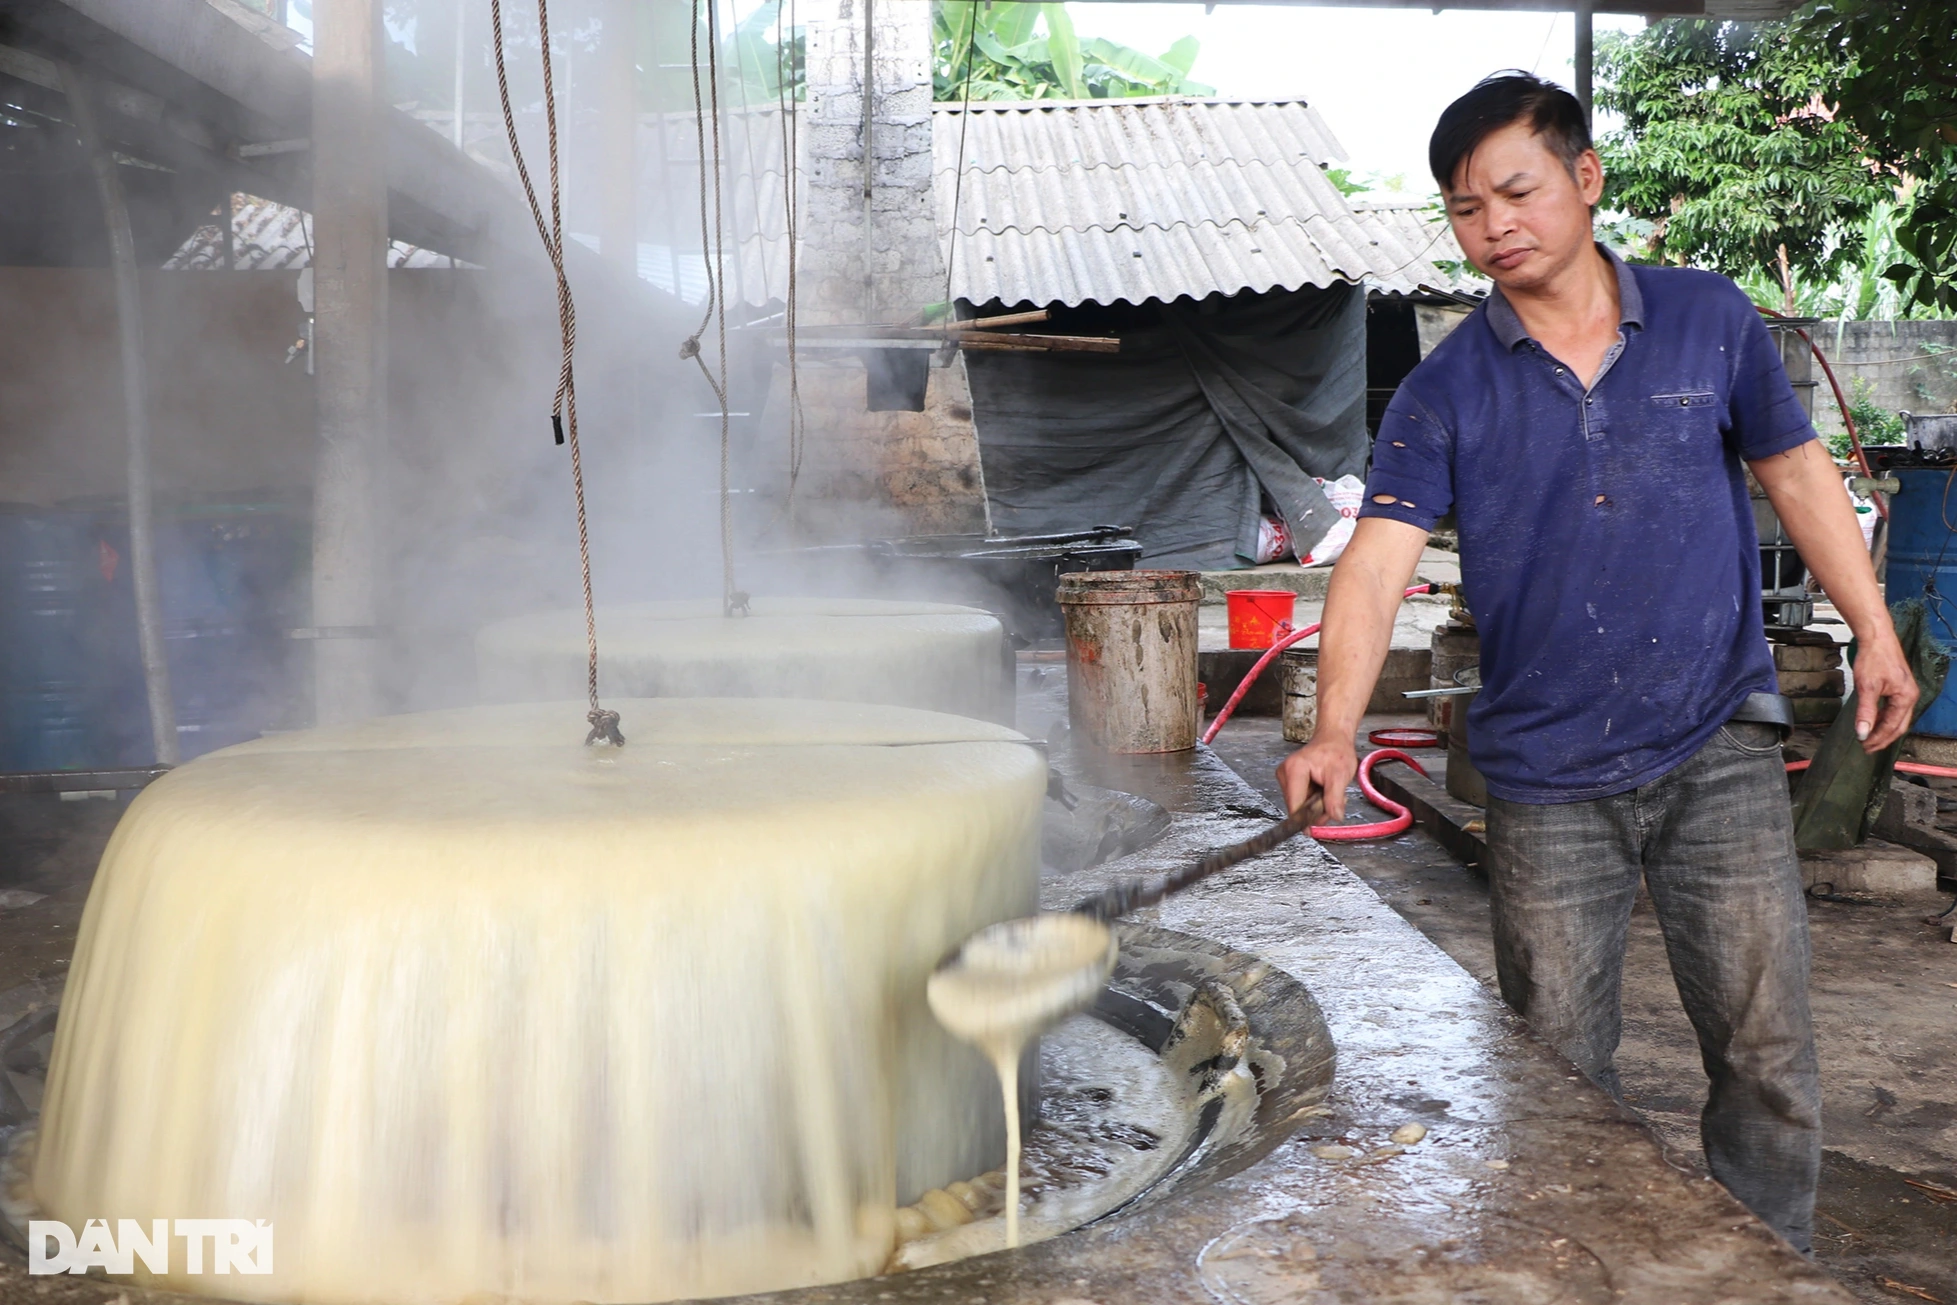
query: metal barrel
[
  {"left": 0, "top": 504, "right": 101, "bottom": 770},
  {"left": 1056, "top": 570, "right": 1202, "bottom": 753},
  {"left": 76, "top": 494, "right": 310, "bottom": 763},
  {"left": 1880, "top": 466, "right": 1957, "bottom": 737}
]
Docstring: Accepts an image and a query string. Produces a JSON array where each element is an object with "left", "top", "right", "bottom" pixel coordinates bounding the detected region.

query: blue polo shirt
[{"left": 1362, "top": 247, "right": 1815, "bottom": 803}]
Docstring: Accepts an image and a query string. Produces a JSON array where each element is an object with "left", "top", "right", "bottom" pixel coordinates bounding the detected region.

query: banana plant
[{"left": 932, "top": 1, "right": 1212, "bottom": 102}]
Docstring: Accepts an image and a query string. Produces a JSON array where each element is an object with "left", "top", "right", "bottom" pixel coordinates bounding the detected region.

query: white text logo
[{"left": 28, "top": 1219, "right": 273, "bottom": 1275}]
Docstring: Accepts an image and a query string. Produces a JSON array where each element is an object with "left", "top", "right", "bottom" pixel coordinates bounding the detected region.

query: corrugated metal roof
[
  {"left": 932, "top": 98, "right": 1473, "bottom": 307},
  {"left": 164, "top": 194, "right": 458, "bottom": 269},
  {"left": 1349, "top": 200, "right": 1488, "bottom": 298}
]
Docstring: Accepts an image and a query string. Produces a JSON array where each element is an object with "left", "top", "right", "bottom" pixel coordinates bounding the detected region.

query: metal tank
[
  {"left": 0, "top": 505, "right": 100, "bottom": 770},
  {"left": 1880, "top": 465, "right": 1957, "bottom": 737},
  {"left": 80, "top": 494, "right": 310, "bottom": 763}
]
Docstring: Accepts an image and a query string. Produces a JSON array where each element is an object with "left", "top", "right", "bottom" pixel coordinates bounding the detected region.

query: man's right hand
[{"left": 1276, "top": 736, "right": 1357, "bottom": 824}]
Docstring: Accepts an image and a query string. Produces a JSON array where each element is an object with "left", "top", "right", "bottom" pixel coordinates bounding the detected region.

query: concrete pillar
[
  {"left": 599, "top": 0, "right": 638, "bottom": 271},
  {"left": 311, "top": 0, "right": 388, "bottom": 723},
  {"left": 801, "top": 0, "right": 941, "bottom": 324}
]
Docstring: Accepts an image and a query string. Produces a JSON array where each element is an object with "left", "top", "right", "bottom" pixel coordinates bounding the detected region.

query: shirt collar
[{"left": 1484, "top": 242, "right": 1644, "bottom": 351}]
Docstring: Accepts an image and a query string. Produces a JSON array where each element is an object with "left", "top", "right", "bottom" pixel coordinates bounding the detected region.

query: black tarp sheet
[{"left": 963, "top": 282, "right": 1369, "bottom": 570}]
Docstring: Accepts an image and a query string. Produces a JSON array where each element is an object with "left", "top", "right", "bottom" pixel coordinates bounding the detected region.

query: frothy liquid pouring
[{"left": 926, "top": 913, "right": 1118, "bottom": 1248}]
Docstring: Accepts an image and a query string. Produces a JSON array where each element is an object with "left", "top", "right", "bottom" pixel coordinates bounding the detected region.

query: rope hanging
[
  {"left": 778, "top": 0, "right": 805, "bottom": 507},
  {"left": 681, "top": 0, "right": 744, "bottom": 617},
  {"left": 489, "top": 0, "right": 623, "bottom": 746}
]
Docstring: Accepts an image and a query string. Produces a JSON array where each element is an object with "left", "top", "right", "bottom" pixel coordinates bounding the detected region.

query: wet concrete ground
[
  {"left": 0, "top": 691, "right": 1876, "bottom": 1304},
  {"left": 1210, "top": 712, "right": 1957, "bottom": 1305}
]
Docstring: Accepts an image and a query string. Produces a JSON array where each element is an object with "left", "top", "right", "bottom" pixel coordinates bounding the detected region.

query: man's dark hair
[{"left": 1429, "top": 71, "right": 1591, "bottom": 192}]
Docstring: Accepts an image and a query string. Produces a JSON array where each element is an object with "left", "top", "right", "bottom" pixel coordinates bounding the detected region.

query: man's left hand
[{"left": 1851, "top": 634, "right": 1918, "bottom": 752}]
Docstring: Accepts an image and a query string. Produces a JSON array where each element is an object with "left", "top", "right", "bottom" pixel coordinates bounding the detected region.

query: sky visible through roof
[{"left": 281, "top": 1, "right": 1643, "bottom": 201}]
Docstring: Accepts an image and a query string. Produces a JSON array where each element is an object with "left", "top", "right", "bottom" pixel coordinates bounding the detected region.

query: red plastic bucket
[{"left": 1225, "top": 589, "right": 1296, "bottom": 649}]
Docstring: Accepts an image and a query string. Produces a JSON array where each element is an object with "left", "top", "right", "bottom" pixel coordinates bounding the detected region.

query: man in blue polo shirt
[{"left": 1277, "top": 72, "right": 1916, "bottom": 1253}]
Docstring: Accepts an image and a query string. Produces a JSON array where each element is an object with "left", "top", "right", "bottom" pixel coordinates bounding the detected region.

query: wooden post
[{"left": 311, "top": 0, "right": 388, "bottom": 724}]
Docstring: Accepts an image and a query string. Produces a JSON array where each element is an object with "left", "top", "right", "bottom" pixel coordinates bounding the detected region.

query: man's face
[{"left": 1443, "top": 119, "right": 1604, "bottom": 293}]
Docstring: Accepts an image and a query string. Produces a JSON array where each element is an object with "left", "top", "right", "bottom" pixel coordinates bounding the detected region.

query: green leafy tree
[
  {"left": 1594, "top": 19, "right": 1890, "bottom": 301},
  {"left": 1802, "top": 0, "right": 1957, "bottom": 312},
  {"left": 931, "top": 1, "right": 1211, "bottom": 102}
]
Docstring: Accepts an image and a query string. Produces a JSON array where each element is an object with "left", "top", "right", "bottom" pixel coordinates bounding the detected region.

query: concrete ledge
[
  {"left": 1198, "top": 646, "right": 1432, "bottom": 719},
  {"left": 1799, "top": 840, "right": 1939, "bottom": 896},
  {"left": 1197, "top": 549, "right": 1462, "bottom": 605}
]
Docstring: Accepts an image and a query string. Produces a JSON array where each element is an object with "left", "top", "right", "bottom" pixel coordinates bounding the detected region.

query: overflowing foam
[{"left": 33, "top": 698, "right": 1044, "bottom": 1304}]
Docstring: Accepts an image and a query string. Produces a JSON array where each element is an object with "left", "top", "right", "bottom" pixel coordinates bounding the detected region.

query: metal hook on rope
[{"left": 585, "top": 708, "right": 626, "bottom": 748}]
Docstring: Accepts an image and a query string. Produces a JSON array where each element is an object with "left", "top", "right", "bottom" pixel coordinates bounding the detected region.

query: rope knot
[
  {"left": 585, "top": 708, "right": 625, "bottom": 748},
  {"left": 679, "top": 336, "right": 702, "bottom": 360},
  {"left": 725, "top": 590, "right": 751, "bottom": 617}
]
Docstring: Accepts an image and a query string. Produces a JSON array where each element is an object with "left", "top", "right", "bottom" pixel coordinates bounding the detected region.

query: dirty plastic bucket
[
  {"left": 1057, "top": 570, "right": 1202, "bottom": 753},
  {"left": 1226, "top": 589, "right": 1296, "bottom": 650}
]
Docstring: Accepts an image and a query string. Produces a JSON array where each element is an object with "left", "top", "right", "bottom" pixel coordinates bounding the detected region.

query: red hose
[
  {"left": 1756, "top": 306, "right": 1887, "bottom": 521},
  {"left": 1786, "top": 757, "right": 1957, "bottom": 780},
  {"left": 1368, "top": 727, "right": 1443, "bottom": 748},
  {"left": 1200, "top": 584, "right": 1435, "bottom": 746},
  {"left": 1309, "top": 748, "right": 1426, "bottom": 841}
]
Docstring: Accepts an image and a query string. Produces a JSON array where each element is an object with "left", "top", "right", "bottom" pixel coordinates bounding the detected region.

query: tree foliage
[
  {"left": 1594, "top": 19, "right": 1888, "bottom": 294},
  {"left": 1802, "top": 0, "right": 1957, "bottom": 312},
  {"left": 931, "top": 2, "right": 1211, "bottom": 102}
]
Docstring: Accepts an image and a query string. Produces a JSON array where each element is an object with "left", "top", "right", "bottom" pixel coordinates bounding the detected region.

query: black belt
[{"left": 1729, "top": 691, "right": 1794, "bottom": 734}]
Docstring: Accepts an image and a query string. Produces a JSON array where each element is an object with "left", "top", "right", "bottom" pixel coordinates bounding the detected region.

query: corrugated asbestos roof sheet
[
  {"left": 933, "top": 98, "right": 1474, "bottom": 307},
  {"left": 164, "top": 194, "right": 458, "bottom": 269},
  {"left": 1349, "top": 200, "right": 1488, "bottom": 298}
]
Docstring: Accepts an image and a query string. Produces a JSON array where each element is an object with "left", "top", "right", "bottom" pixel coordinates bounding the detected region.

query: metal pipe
[
  {"left": 1574, "top": 0, "right": 1594, "bottom": 128},
  {"left": 860, "top": 0, "right": 874, "bottom": 317},
  {"left": 61, "top": 64, "right": 180, "bottom": 766},
  {"left": 453, "top": 0, "right": 467, "bottom": 150},
  {"left": 311, "top": 0, "right": 387, "bottom": 725},
  {"left": 0, "top": 766, "right": 170, "bottom": 795}
]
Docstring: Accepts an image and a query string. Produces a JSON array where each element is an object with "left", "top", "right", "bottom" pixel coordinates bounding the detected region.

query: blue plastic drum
[{"left": 1882, "top": 466, "right": 1957, "bottom": 737}]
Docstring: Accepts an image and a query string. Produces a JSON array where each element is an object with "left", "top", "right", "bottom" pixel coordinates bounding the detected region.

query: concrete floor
[
  {"left": 0, "top": 684, "right": 1864, "bottom": 1305},
  {"left": 1210, "top": 713, "right": 1957, "bottom": 1305}
]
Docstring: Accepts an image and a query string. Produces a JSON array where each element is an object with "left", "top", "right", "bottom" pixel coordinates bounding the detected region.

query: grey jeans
[{"left": 1486, "top": 720, "right": 1821, "bottom": 1252}]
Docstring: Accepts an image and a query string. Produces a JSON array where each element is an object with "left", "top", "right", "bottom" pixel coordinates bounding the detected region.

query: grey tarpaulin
[{"left": 962, "top": 283, "right": 1369, "bottom": 569}]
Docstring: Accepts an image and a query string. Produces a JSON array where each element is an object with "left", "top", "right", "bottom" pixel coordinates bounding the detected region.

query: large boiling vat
[
  {"left": 31, "top": 698, "right": 1045, "bottom": 1304},
  {"left": 476, "top": 598, "right": 1013, "bottom": 723}
]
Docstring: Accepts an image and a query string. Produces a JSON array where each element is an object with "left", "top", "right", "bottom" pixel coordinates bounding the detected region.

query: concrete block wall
[
  {"left": 758, "top": 353, "right": 989, "bottom": 540},
  {"left": 800, "top": 0, "right": 942, "bottom": 324},
  {"left": 775, "top": 0, "right": 987, "bottom": 540},
  {"left": 1809, "top": 319, "right": 1957, "bottom": 437}
]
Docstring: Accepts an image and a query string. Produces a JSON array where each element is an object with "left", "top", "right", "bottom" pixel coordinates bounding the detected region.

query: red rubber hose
[
  {"left": 1368, "top": 727, "right": 1443, "bottom": 748},
  {"left": 1786, "top": 757, "right": 1957, "bottom": 780},
  {"left": 1200, "top": 584, "right": 1435, "bottom": 746},
  {"left": 1310, "top": 748, "right": 1425, "bottom": 841},
  {"left": 1756, "top": 305, "right": 1887, "bottom": 521}
]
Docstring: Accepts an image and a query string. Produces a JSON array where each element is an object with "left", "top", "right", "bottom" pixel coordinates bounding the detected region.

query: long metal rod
[
  {"left": 859, "top": 0, "right": 874, "bottom": 317},
  {"left": 1573, "top": 0, "right": 1594, "bottom": 127},
  {"left": 1070, "top": 809, "right": 1311, "bottom": 922},
  {"left": 453, "top": 0, "right": 467, "bottom": 149},
  {"left": 62, "top": 64, "right": 179, "bottom": 766}
]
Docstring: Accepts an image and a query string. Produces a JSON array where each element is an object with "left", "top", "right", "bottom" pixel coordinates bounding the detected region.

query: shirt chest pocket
[{"left": 1648, "top": 390, "right": 1721, "bottom": 443}]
